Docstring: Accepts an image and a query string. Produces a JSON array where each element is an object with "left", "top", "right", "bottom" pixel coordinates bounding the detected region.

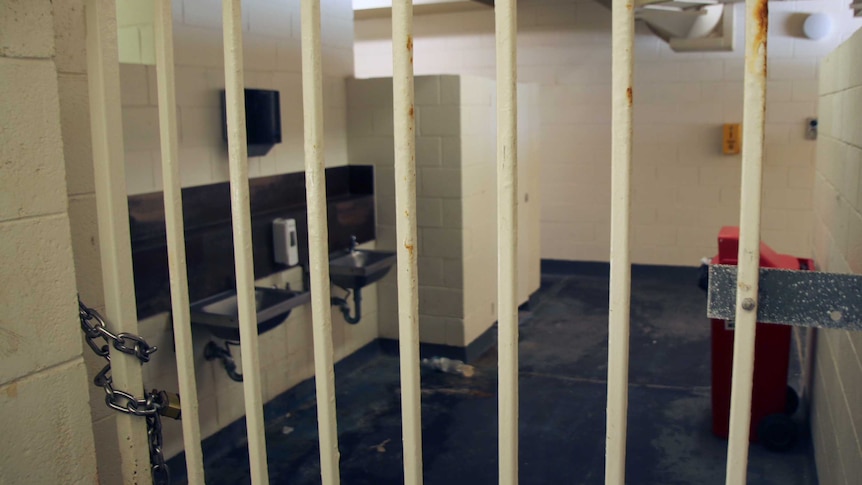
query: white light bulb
[{"left": 803, "top": 13, "right": 832, "bottom": 41}]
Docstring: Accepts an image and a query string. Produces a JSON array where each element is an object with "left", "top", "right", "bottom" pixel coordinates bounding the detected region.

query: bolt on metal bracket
[{"left": 707, "top": 265, "right": 862, "bottom": 331}]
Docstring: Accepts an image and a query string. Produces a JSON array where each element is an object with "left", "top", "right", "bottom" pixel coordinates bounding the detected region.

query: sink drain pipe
[
  {"left": 204, "top": 340, "right": 244, "bottom": 382},
  {"left": 331, "top": 288, "right": 362, "bottom": 324}
]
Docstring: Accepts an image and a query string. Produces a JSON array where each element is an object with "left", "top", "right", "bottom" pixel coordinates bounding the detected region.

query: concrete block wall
[
  {"left": 348, "top": 75, "right": 541, "bottom": 349},
  {"left": 350, "top": 75, "right": 468, "bottom": 346},
  {"left": 0, "top": 1, "right": 98, "bottom": 483},
  {"left": 354, "top": 0, "right": 862, "bottom": 265},
  {"left": 121, "top": 0, "right": 355, "bottom": 195},
  {"left": 810, "top": 28, "right": 862, "bottom": 485}
]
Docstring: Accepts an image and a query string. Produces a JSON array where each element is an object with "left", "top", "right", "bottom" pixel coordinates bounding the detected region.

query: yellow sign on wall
[{"left": 723, "top": 124, "right": 742, "bottom": 155}]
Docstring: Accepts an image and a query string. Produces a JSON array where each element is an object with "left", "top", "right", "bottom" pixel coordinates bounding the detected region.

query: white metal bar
[
  {"left": 221, "top": 1, "right": 270, "bottom": 483},
  {"left": 299, "top": 0, "right": 342, "bottom": 483},
  {"left": 84, "top": 0, "right": 152, "bottom": 481},
  {"left": 495, "top": 0, "right": 518, "bottom": 483},
  {"left": 391, "top": 1, "right": 424, "bottom": 484},
  {"left": 153, "top": 1, "right": 205, "bottom": 483},
  {"left": 605, "top": 0, "right": 635, "bottom": 484},
  {"left": 725, "top": 0, "right": 768, "bottom": 482}
]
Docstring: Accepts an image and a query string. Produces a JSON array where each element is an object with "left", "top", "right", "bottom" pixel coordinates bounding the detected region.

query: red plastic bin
[{"left": 710, "top": 226, "right": 813, "bottom": 446}]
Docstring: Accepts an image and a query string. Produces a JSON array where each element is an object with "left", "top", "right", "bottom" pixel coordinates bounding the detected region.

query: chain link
[{"left": 78, "top": 298, "right": 171, "bottom": 484}]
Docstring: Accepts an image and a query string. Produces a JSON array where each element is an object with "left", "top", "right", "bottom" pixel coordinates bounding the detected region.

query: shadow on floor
[{"left": 171, "top": 268, "right": 817, "bottom": 485}]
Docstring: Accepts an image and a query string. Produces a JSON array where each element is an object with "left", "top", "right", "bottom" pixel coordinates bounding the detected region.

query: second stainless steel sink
[
  {"left": 190, "top": 287, "right": 310, "bottom": 340},
  {"left": 329, "top": 249, "right": 396, "bottom": 290}
]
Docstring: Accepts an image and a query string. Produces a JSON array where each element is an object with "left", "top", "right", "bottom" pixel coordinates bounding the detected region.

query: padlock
[{"left": 158, "top": 391, "right": 182, "bottom": 420}]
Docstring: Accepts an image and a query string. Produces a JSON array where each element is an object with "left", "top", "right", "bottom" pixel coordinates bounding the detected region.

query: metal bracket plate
[{"left": 707, "top": 265, "right": 862, "bottom": 331}]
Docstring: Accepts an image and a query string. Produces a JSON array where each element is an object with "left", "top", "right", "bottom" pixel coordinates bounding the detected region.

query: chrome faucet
[{"left": 348, "top": 235, "right": 358, "bottom": 253}]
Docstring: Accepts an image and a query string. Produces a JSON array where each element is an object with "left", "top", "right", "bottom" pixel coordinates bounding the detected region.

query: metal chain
[{"left": 78, "top": 298, "right": 170, "bottom": 485}]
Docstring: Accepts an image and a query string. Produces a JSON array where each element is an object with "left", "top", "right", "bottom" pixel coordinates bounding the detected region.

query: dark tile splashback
[{"left": 129, "top": 165, "right": 375, "bottom": 319}]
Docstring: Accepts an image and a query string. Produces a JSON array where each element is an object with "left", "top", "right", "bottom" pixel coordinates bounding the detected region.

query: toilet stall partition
[{"left": 83, "top": 0, "right": 770, "bottom": 485}]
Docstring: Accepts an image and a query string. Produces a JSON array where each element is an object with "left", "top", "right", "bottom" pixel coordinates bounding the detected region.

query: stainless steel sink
[
  {"left": 329, "top": 249, "right": 396, "bottom": 290},
  {"left": 190, "top": 287, "right": 310, "bottom": 340}
]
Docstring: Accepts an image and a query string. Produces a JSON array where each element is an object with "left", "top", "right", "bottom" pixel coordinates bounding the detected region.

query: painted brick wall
[
  {"left": 0, "top": 1, "right": 98, "bottom": 483},
  {"left": 355, "top": 0, "right": 862, "bottom": 266},
  {"left": 810, "top": 27, "right": 862, "bottom": 485}
]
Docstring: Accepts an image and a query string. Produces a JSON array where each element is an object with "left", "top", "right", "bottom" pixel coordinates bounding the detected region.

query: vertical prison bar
[
  {"left": 725, "top": 0, "right": 769, "bottom": 483},
  {"left": 300, "top": 0, "right": 343, "bottom": 483},
  {"left": 605, "top": 0, "right": 635, "bottom": 484},
  {"left": 495, "top": 0, "right": 519, "bottom": 483},
  {"left": 84, "top": 0, "right": 152, "bottom": 481},
  {"left": 153, "top": 0, "right": 206, "bottom": 482},
  {"left": 391, "top": 1, "right": 425, "bottom": 484},
  {"left": 221, "top": 1, "right": 270, "bottom": 483}
]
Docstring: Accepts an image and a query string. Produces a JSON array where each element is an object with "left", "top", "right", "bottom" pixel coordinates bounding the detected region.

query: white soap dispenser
[{"left": 273, "top": 218, "right": 299, "bottom": 266}]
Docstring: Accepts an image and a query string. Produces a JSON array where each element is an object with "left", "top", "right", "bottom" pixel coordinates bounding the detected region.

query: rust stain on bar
[
  {"left": 752, "top": 0, "right": 769, "bottom": 76},
  {"left": 626, "top": 87, "right": 633, "bottom": 107}
]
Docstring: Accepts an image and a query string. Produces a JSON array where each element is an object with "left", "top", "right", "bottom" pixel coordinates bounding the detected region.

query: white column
[
  {"left": 495, "top": 0, "right": 519, "bottom": 483},
  {"left": 153, "top": 1, "right": 205, "bottom": 483},
  {"left": 221, "top": 1, "right": 269, "bottom": 483},
  {"left": 605, "top": 0, "right": 635, "bottom": 484},
  {"left": 300, "top": 0, "right": 342, "bottom": 483},
  {"left": 391, "top": 1, "right": 424, "bottom": 484},
  {"left": 84, "top": 0, "right": 151, "bottom": 481},
  {"left": 725, "top": 0, "right": 769, "bottom": 483}
]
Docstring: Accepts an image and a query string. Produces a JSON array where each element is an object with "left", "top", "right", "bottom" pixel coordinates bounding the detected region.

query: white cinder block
[
  {"left": 276, "top": 39, "right": 302, "bottom": 72},
  {"left": 0, "top": 0, "right": 54, "bottom": 58},
  {"left": 53, "top": 0, "right": 87, "bottom": 74},
  {"left": 418, "top": 198, "right": 444, "bottom": 228},
  {"left": 0, "top": 58, "right": 67, "bottom": 222},
  {"left": 173, "top": 25, "right": 225, "bottom": 68},
  {"left": 459, "top": 76, "right": 494, "bottom": 106},
  {"left": 443, "top": 258, "right": 463, "bottom": 289},
  {"left": 419, "top": 105, "right": 460, "bottom": 136},
  {"left": 419, "top": 287, "right": 464, "bottom": 318},
  {"left": 422, "top": 228, "right": 463, "bottom": 259},
  {"left": 121, "top": 105, "right": 160, "bottom": 153},
  {"left": 415, "top": 136, "right": 442, "bottom": 167},
  {"left": 58, "top": 73, "right": 94, "bottom": 196},
  {"left": 124, "top": 150, "right": 157, "bottom": 195},
  {"left": 421, "top": 168, "right": 461, "bottom": 198},
  {"left": 119, "top": 63, "right": 151, "bottom": 106},
  {"left": 769, "top": 58, "right": 817, "bottom": 80},
  {"left": 179, "top": 106, "right": 222, "bottom": 149},
  {"left": 0, "top": 216, "right": 82, "bottom": 384},
  {"left": 246, "top": 0, "right": 292, "bottom": 38},
  {"left": 1, "top": 360, "right": 98, "bottom": 484},
  {"left": 766, "top": 101, "right": 817, "bottom": 124},
  {"left": 242, "top": 34, "right": 279, "bottom": 71},
  {"left": 442, "top": 198, "right": 462, "bottom": 227},
  {"left": 419, "top": 316, "right": 448, "bottom": 345},
  {"left": 418, "top": 256, "right": 446, "bottom": 287},
  {"left": 415, "top": 76, "right": 441, "bottom": 105},
  {"left": 68, "top": 195, "right": 103, "bottom": 304}
]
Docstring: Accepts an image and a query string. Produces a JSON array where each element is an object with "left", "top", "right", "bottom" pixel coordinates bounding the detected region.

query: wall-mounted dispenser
[
  {"left": 221, "top": 88, "right": 282, "bottom": 157},
  {"left": 273, "top": 218, "right": 299, "bottom": 266}
]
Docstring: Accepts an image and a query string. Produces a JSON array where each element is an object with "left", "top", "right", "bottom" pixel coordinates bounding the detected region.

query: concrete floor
[{"left": 172, "top": 266, "right": 817, "bottom": 484}]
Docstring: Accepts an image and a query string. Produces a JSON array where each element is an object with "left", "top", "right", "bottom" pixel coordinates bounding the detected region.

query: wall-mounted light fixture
[{"left": 803, "top": 13, "right": 833, "bottom": 41}]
